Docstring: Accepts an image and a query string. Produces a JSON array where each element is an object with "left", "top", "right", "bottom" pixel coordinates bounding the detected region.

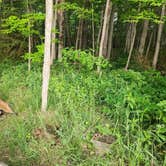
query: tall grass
[{"left": 0, "top": 60, "right": 166, "bottom": 165}]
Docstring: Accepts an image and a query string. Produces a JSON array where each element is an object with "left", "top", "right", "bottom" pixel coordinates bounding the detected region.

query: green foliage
[
  {"left": 62, "top": 48, "right": 110, "bottom": 71},
  {"left": 1, "top": 13, "right": 44, "bottom": 37},
  {"left": 24, "top": 44, "right": 44, "bottom": 63},
  {"left": 56, "top": 2, "right": 96, "bottom": 20}
]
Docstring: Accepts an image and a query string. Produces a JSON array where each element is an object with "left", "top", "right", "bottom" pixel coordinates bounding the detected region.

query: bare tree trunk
[
  {"left": 107, "top": 9, "right": 115, "bottom": 59},
  {"left": 145, "top": 31, "right": 153, "bottom": 58},
  {"left": 92, "top": 3, "right": 95, "bottom": 55},
  {"left": 51, "top": 0, "right": 58, "bottom": 65},
  {"left": 75, "top": 19, "right": 81, "bottom": 50},
  {"left": 125, "top": 23, "right": 132, "bottom": 53},
  {"left": 98, "top": 0, "right": 112, "bottom": 72},
  {"left": 27, "top": 0, "right": 32, "bottom": 72},
  {"left": 65, "top": 13, "right": 71, "bottom": 47},
  {"left": 96, "top": 10, "right": 104, "bottom": 54},
  {"left": 125, "top": 23, "right": 137, "bottom": 70},
  {"left": 41, "top": 0, "right": 53, "bottom": 112},
  {"left": 103, "top": 5, "right": 112, "bottom": 57},
  {"left": 152, "top": 4, "right": 165, "bottom": 69},
  {"left": 138, "top": 20, "right": 149, "bottom": 56},
  {"left": 28, "top": 34, "right": 32, "bottom": 72},
  {"left": 75, "top": 19, "right": 83, "bottom": 50},
  {"left": 79, "top": 19, "right": 83, "bottom": 49},
  {"left": 99, "top": 0, "right": 112, "bottom": 58},
  {"left": 58, "top": 0, "right": 64, "bottom": 60},
  {"left": 82, "top": 21, "right": 88, "bottom": 49}
]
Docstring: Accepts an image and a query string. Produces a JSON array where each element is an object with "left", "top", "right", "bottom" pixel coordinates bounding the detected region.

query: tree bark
[
  {"left": 138, "top": 20, "right": 149, "bottom": 56},
  {"left": 125, "top": 22, "right": 137, "bottom": 70},
  {"left": 125, "top": 23, "right": 132, "bottom": 53},
  {"left": 41, "top": 0, "right": 53, "bottom": 112},
  {"left": 103, "top": 4, "right": 112, "bottom": 57},
  {"left": 58, "top": 0, "right": 64, "bottom": 60},
  {"left": 51, "top": 0, "right": 58, "bottom": 65},
  {"left": 75, "top": 19, "right": 83, "bottom": 50},
  {"left": 145, "top": 31, "right": 153, "bottom": 58},
  {"left": 107, "top": 8, "right": 115, "bottom": 59},
  {"left": 152, "top": 4, "right": 165, "bottom": 69},
  {"left": 96, "top": 9, "right": 104, "bottom": 54},
  {"left": 28, "top": 33, "right": 32, "bottom": 72},
  {"left": 27, "top": 0, "right": 32, "bottom": 72},
  {"left": 99, "top": 0, "right": 112, "bottom": 58},
  {"left": 98, "top": 0, "right": 112, "bottom": 72}
]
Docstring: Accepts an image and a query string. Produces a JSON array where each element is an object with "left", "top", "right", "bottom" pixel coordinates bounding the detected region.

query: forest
[{"left": 0, "top": 0, "right": 166, "bottom": 165}]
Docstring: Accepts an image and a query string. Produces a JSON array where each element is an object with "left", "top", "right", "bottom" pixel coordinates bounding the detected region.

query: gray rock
[{"left": 0, "top": 162, "right": 8, "bottom": 166}]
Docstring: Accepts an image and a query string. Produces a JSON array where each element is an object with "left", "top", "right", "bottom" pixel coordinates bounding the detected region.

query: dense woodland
[{"left": 0, "top": 0, "right": 166, "bottom": 165}]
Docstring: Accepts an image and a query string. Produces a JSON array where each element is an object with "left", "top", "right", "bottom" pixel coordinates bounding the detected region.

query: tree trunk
[
  {"left": 58, "top": 0, "right": 64, "bottom": 60},
  {"left": 125, "top": 23, "right": 132, "bottom": 53},
  {"left": 103, "top": 4, "right": 112, "bottom": 57},
  {"left": 75, "top": 19, "right": 83, "bottom": 50},
  {"left": 107, "top": 8, "right": 115, "bottom": 59},
  {"left": 152, "top": 4, "right": 165, "bottom": 69},
  {"left": 27, "top": 0, "right": 32, "bottom": 72},
  {"left": 96, "top": 9, "right": 104, "bottom": 54},
  {"left": 99, "top": 0, "right": 112, "bottom": 58},
  {"left": 138, "top": 20, "right": 149, "bottom": 56},
  {"left": 145, "top": 31, "right": 153, "bottom": 58},
  {"left": 92, "top": 3, "right": 95, "bottom": 55},
  {"left": 51, "top": 0, "right": 58, "bottom": 65},
  {"left": 125, "top": 22, "right": 137, "bottom": 70},
  {"left": 41, "top": 0, "right": 53, "bottom": 112},
  {"left": 28, "top": 33, "right": 32, "bottom": 72},
  {"left": 79, "top": 19, "right": 83, "bottom": 49},
  {"left": 65, "top": 12, "right": 71, "bottom": 47},
  {"left": 98, "top": 0, "right": 112, "bottom": 72}
]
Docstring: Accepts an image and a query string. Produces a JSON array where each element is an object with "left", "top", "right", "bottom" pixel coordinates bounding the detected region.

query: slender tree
[
  {"left": 99, "top": 0, "right": 112, "bottom": 58},
  {"left": 138, "top": 20, "right": 149, "bottom": 56},
  {"left": 152, "top": 4, "right": 165, "bottom": 69},
  {"left": 57, "top": 0, "right": 64, "bottom": 60},
  {"left": 41, "top": 0, "right": 53, "bottom": 112},
  {"left": 125, "top": 22, "right": 137, "bottom": 70},
  {"left": 51, "top": 0, "right": 58, "bottom": 65},
  {"left": 107, "top": 8, "right": 115, "bottom": 59}
]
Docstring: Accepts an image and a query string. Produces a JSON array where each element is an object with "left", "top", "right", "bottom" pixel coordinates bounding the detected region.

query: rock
[
  {"left": 91, "top": 133, "right": 116, "bottom": 156},
  {"left": 0, "top": 162, "right": 8, "bottom": 166}
]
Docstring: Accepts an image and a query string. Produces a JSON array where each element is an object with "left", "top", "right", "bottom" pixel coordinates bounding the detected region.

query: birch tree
[{"left": 41, "top": 0, "right": 53, "bottom": 112}]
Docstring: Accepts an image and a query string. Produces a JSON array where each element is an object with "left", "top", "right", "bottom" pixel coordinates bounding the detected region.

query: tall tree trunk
[
  {"left": 76, "top": 19, "right": 83, "bottom": 50},
  {"left": 99, "top": 0, "right": 112, "bottom": 58},
  {"left": 58, "top": 0, "right": 64, "bottom": 60},
  {"left": 65, "top": 13, "right": 71, "bottom": 47},
  {"left": 125, "top": 23, "right": 132, "bottom": 53},
  {"left": 152, "top": 4, "right": 165, "bottom": 69},
  {"left": 28, "top": 33, "right": 32, "bottom": 72},
  {"left": 145, "top": 31, "right": 153, "bottom": 58},
  {"left": 27, "top": 0, "right": 32, "bottom": 72},
  {"left": 96, "top": 9, "right": 104, "bottom": 54},
  {"left": 138, "top": 20, "right": 149, "bottom": 56},
  {"left": 51, "top": 0, "right": 58, "bottom": 65},
  {"left": 41, "top": 0, "right": 53, "bottom": 112},
  {"left": 92, "top": 3, "right": 95, "bottom": 55},
  {"left": 98, "top": 0, "right": 112, "bottom": 72},
  {"left": 103, "top": 5, "right": 112, "bottom": 57},
  {"left": 125, "top": 22, "right": 137, "bottom": 70},
  {"left": 107, "top": 8, "right": 115, "bottom": 59},
  {"left": 79, "top": 19, "right": 83, "bottom": 49}
]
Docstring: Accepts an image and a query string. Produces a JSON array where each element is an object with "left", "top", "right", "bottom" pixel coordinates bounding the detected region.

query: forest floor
[{"left": 0, "top": 60, "right": 166, "bottom": 166}]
